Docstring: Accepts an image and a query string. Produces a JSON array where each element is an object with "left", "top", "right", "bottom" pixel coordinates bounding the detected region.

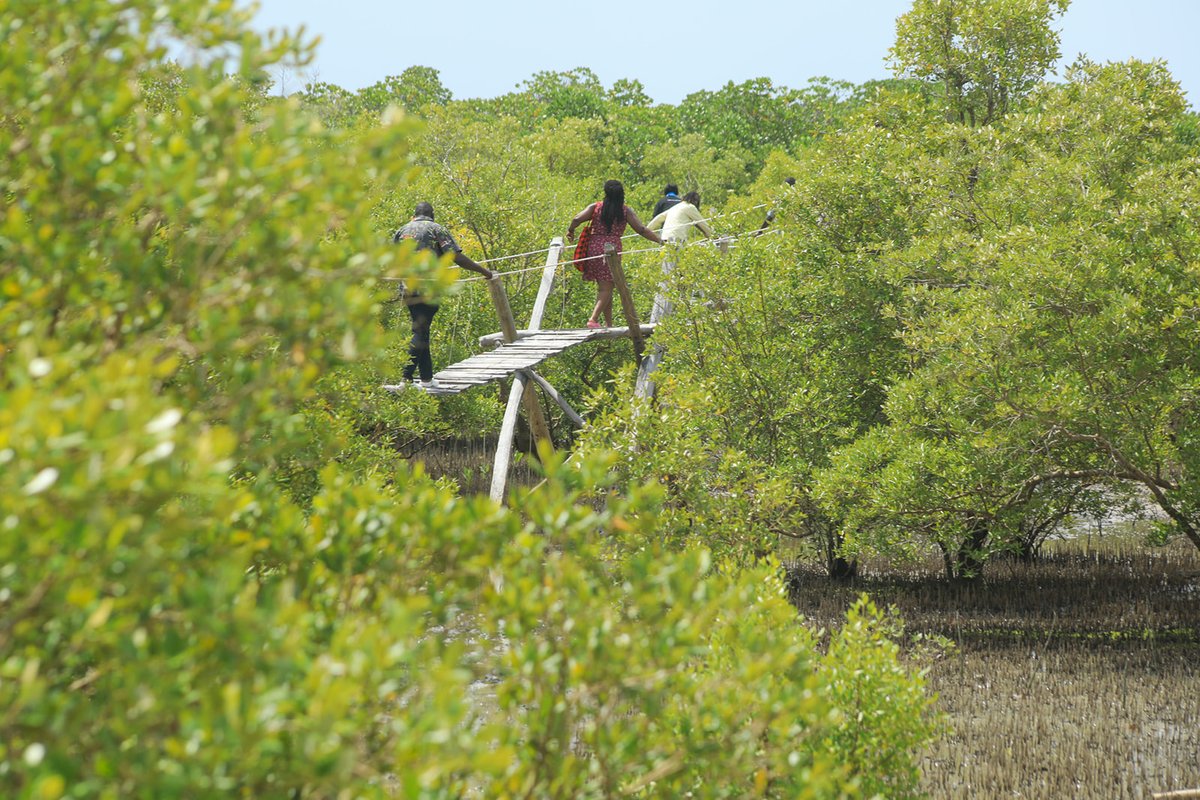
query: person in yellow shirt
[{"left": 646, "top": 191, "right": 715, "bottom": 244}]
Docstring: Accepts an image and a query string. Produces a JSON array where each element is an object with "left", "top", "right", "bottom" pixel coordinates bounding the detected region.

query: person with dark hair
[
  {"left": 647, "top": 190, "right": 715, "bottom": 244},
  {"left": 567, "top": 179, "right": 662, "bottom": 329},
  {"left": 651, "top": 183, "right": 683, "bottom": 218},
  {"left": 387, "top": 202, "right": 492, "bottom": 390}
]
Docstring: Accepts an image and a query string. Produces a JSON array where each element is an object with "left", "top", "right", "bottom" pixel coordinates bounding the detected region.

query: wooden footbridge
[
  {"left": 386, "top": 232, "right": 731, "bottom": 501},
  {"left": 413, "top": 325, "right": 654, "bottom": 398}
]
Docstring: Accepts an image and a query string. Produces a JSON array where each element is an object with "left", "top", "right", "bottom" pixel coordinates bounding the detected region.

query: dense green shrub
[{"left": 1, "top": 1, "right": 938, "bottom": 797}]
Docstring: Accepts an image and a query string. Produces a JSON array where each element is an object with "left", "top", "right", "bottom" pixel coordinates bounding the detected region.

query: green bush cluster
[
  {"left": 579, "top": 1, "right": 1200, "bottom": 577},
  {"left": 1, "top": 1, "right": 938, "bottom": 797}
]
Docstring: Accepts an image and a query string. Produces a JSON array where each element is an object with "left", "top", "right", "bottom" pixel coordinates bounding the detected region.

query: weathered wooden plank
[
  {"left": 483, "top": 362, "right": 557, "bottom": 371},
  {"left": 416, "top": 386, "right": 467, "bottom": 395},
  {"left": 446, "top": 357, "right": 546, "bottom": 370},
  {"left": 481, "top": 356, "right": 564, "bottom": 364},
  {"left": 490, "top": 352, "right": 572, "bottom": 360},
  {"left": 478, "top": 324, "right": 656, "bottom": 348},
  {"left": 511, "top": 340, "right": 589, "bottom": 346},
  {"left": 502, "top": 339, "right": 589, "bottom": 347},
  {"left": 445, "top": 364, "right": 542, "bottom": 372},
  {"left": 452, "top": 364, "right": 545, "bottom": 372},
  {"left": 457, "top": 357, "right": 550, "bottom": 367},
  {"left": 505, "top": 333, "right": 592, "bottom": 341},
  {"left": 462, "top": 368, "right": 544, "bottom": 377},
  {"left": 493, "top": 344, "right": 577, "bottom": 352},
  {"left": 444, "top": 364, "right": 528, "bottom": 372},
  {"left": 440, "top": 373, "right": 519, "bottom": 382},
  {"left": 469, "top": 354, "right": 552, "bottom": 362},
  {"left": 440, "top": 371, "right": 511, "bottom": 380},
  {"left": 450, "top": 360, "right": 544, "bottom": 370}
]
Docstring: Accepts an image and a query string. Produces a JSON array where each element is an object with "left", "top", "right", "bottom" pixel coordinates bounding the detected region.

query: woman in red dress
[{"left": 567, "top": 180, "right": 662, "bottom": 328}]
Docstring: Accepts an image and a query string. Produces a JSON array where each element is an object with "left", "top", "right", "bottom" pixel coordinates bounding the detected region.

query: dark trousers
[{"left": 402, "top": 301, "right": 440, "bottom": 382}]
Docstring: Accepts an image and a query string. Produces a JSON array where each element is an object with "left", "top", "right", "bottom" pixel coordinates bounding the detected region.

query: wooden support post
[
  {"left": 487, "top": 275, "right": 552, "bottom": 453},
  {"left": 521, "top": 382, "right": 553, "bottom": 451},
  {"left": 489, "top": 240, "right": 562, "bottom": 502},
  {"left": 528, "top": 237, "right": 563, "bottom": 326},
  {"left": 604, "top": 242, "right": 644, "bottom": 361},
  {"left": 522, "top": 369, "right": 584, "bottom": 428},
  {"left": 491, "top": 374, "right": 530, "bottom": 502},
  {"left": 717, "top": 236, "right": 730, "bottom": 255},
  {"left": 487, "top": 277, "right": 521, "bottom": 343},
  {"left": 634, "top": 252, "right": 676, "bottom": 400}
]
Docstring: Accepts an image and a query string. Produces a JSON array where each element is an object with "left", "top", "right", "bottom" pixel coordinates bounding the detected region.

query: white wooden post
[{"left": 490, "top": 238, "right": 563, "bottom": 502}]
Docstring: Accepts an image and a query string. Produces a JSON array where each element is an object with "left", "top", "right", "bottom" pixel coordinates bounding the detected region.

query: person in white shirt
[{"left": 646, "top": 191, "right": 715, "bottom": 244}]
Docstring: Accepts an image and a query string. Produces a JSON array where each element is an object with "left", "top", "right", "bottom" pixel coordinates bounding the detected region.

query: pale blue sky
[{"left": 241, "top": 1, "right": 1199, "bottom": 107}]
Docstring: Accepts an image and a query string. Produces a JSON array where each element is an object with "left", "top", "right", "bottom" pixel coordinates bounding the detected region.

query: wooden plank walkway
[{"left": 384, "top": 324, "right": 656, "bottom": 396}]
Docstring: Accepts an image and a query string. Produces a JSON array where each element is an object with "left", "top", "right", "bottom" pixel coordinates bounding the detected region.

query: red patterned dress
[{"left": 580, "top": 202, "right": 629, "bottom": 282}]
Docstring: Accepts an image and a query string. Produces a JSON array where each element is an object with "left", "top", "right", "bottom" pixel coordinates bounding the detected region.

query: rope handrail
[
  {"left": 382, "top": 224, "right": 781, "bottom": 284},
  {"left": 441, "top": 203, "right": 772, "bottom": 270},
  {"left": 454, "top": 224, "right": 782, "bottom": 283},
  {"left": 474, "top": 244, "right": 557, "bottom": 265},
  {"left": 614, "top": 202, "right": 769, "bottom": 242},
  {"left": 382, "top": 204, "right": 781, "bottom": 282}
]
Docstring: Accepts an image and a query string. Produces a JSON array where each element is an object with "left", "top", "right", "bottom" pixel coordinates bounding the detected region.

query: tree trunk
[
  {"left": 953, "top": 518, "right": 990, "bottom": 580},
  {"left": 828, "top": 555, "right": 859, "bottom": 581},
  {"left": 814, "top": 512, "right": 859, "bottom": 581}
]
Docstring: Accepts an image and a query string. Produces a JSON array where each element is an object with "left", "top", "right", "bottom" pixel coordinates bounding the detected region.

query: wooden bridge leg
[
  {"left": 523, "top": 382, "right": 552, "bottom": 449},
  {"left": 487, "top": 251, "right": 559, "bottom": 502},
  {"left": 635, "top": 253, "right": 676, "bottom": 400},
  {"left": 487, "top": 277, "right": 521, "bottom": 342},
  {"left": 491, "top": 374, "right": 528, "bottom": 502},
  {"left": 523, "top": 369, "right": 584, "bottom": 429},
  {"left": 488, "top": 275, "right": 552, "bottom": 451},
  {"left": 605, "top": 243, "right": 645, "bottom": 362}
]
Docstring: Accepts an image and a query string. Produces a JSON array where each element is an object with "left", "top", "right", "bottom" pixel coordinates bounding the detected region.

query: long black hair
[{"left": 599, "top": 179, "right": 625, "bottom": 232}]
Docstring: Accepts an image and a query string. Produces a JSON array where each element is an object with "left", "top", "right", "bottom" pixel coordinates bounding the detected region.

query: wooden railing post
[
  {"left": 487, "top": 276, "right": 521, "bottom": 342},
  {"left": 488, "top": 241, "right": 564, "bottom": 502},
  {"left": 604, "top": 242, "right": 644, "bottom": 361},
  {"left": 634, "top": 251, "right": 676, "bottom": 400},
  {"left": 487, "top": 275, "right": 552, "bottom": 454}
]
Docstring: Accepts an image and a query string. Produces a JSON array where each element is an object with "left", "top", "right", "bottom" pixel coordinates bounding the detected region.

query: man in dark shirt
[
  {"left": 389, "top": 202, "right": 492, "bottom": 390},
  {"left": 651, "top": 184, "right": 683, "bottom": 218}
]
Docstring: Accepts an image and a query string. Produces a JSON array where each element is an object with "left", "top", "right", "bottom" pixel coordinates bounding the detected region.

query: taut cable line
[
  {"left": 406, "top": 203, "right": 773, "bottom": 276},
  {"left": 454, "top": 224, "right": 781, "bottom": 283}
]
